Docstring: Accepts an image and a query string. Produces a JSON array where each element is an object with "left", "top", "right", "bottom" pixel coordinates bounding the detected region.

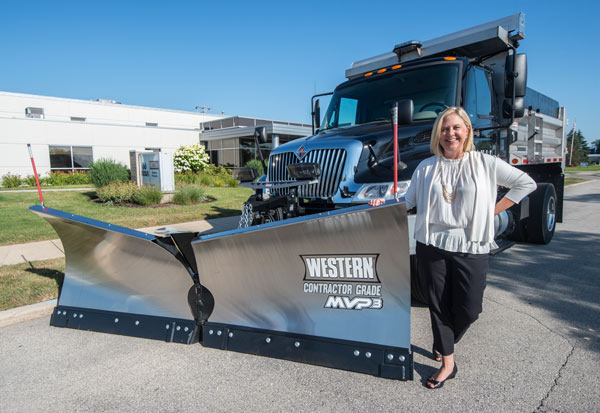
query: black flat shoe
[
  {"left": 432, "top": 347, "right": 442, "bottom": 362},
  {"left": 426, "top": 364, "right": 458, "bottom": 389}
]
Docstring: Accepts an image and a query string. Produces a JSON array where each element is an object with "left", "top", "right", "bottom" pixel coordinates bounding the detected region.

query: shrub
[
  {"left": 204, "top": 164, "right": 230, "bottom": 177},
  {"left": 133, "top": 185, "right": 163, "bottom": 206},
  {"left": 2, "top": 173, "right": 22, "bottom": 188},
  {"left": 46, "top": 171, "right": 70, "bottom": 186},
  {"left": 96, "top": 182, "right": 138, "bottom": 204},
  {"left": 23, "top": 175, "right": 38, "bottom": 187},
  {"left": 199, "top": 174, "right": 213, "bottom": 186},
  {"left": 175, "top": 172, "right": 198, "bottom": 185},
  {"left": 212, "top": 177, "right": 226, "bottom": 188},
  {"left": 244, "top": 159, "right": 265, "bottom": 177},
  {"left": 174, "top": 143, "right": 209, "bottom": 173},
  {"left": 226, "top": 177, "right": 239, "bottom": 187},
  {"left": 71, "top": 171, "right": 92, "bottom": 185},
  {"left": 45, "top": 171, "right": 90, "bottom": 186},
  {"left": 89, "top": 159, "right": 130, "bottom": 188},
  {"left": 173, "top": 185, "right": 205, "bottom": 205}
]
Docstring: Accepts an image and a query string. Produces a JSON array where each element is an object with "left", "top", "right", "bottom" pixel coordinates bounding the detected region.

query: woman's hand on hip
[{"left": 494, "top": 196, "right": 515, "bottom": 215}]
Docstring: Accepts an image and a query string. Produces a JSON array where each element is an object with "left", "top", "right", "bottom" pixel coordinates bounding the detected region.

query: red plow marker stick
[
  {"left": 392, "top": 102, "right": 398, "bottom": 196},
  {"left": 27, "top": 144, "right": 45, "bottom": 208}
]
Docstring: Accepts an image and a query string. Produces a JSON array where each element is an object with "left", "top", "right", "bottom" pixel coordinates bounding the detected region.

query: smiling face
[{"left": 439, "top": 113, "right": 470, "bottom": 159}]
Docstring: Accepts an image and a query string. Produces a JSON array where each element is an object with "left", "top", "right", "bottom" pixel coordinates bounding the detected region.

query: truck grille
[{"left": 267, "top": 149, "right": 347, "bottom": 198}]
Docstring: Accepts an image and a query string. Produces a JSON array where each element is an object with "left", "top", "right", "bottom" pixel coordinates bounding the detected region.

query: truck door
[{"left": 464, "top": 66, "right": 500, "bottom": 155}]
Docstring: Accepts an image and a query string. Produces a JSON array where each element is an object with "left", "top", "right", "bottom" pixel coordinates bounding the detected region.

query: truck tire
[
  {"left": 410, "top": 255, "right": 429, "bottom": 304},
  {"left": 527, "top": 183, "right": 557, "bottom": 244}
]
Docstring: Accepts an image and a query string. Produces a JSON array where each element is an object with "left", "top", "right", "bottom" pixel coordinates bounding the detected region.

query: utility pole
[{"left": 569, "top": 118, "right": 576, "bottom": 166}]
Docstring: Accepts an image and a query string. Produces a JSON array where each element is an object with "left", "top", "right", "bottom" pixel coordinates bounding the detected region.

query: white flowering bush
[{"left": 174, "top": 143, "right": 209, "bottom": 173}]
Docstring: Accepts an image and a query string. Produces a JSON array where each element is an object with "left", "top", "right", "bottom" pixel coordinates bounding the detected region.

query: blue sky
[{"left": 1, "top": 0, "right": 598, "bottom": 142}]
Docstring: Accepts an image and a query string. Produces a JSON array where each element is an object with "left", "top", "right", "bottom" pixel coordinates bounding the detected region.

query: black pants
[{"left": 416, "top": 242, "right": 489, "bottom": 356}]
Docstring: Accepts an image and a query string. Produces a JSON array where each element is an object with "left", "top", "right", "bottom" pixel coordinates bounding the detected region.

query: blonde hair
[{"left": 430, "top": 107, "right": 474, "bottom": 156}]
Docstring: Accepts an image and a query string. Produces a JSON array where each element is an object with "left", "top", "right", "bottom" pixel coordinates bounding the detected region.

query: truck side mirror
[
  {"left": 313, "top": 99, "right": 321, "bottom": 132},
  {"left": 254, "top": 126, "right": 268, "bottom": 144},
  {"left": 503, "top": 97, "right": 525, "bottom": 119},
  {"left": 504, "top": 54, "right": 527, "bottom": 98},
  {"left": 396, "top": 99, "right": 414, "bottom": 124},
  {"left": 503, "top": 54, "right": 527, "bottom": 119}
]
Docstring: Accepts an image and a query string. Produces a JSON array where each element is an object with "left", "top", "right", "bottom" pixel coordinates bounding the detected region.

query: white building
[
  {"left": 0, "top": 91, "right": 313, "bottom": 180},
  {"left": 0, "top": 91, "right": 225, "bottom": 178}
]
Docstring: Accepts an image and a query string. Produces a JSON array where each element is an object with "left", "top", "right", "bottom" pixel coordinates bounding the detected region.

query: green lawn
[
  {"left": 0, "top": 258, "right": 64, "bottom": 311},
  {"left": 0, "top": 187, "right": 252, "bottom": 246},
  {"left": 0, "top": 184, "right": 92, "bottom": 191},
  {"left": 565, "top": 177, "right": 591, "bottom": 186},
  {"left": 565, "top": 165, "right": 600, "bottom": 173}
]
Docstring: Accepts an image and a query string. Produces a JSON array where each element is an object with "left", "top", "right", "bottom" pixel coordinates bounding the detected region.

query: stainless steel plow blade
[
  {"left": 30, "top": 205, "right": 201, "bottom": 344},
  {"left": 193, "top": 202, "right": 412, "bottom": 379},
  {"left": 31, "top": 202, "right": 412, "bottom": 379}
]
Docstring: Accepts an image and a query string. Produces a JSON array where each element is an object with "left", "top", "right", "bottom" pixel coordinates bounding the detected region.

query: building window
[
  {"left": 25, "top": 107, "right": 44, "bottom": 119},
  {"left": 49, "top": 146, "right": 93, "bottom": 172},
  {"left": 145, "top": 122, "right": 158, "bottom": 127},
  {"left": 70, "top": 117, "right": 86, "bottom": 122}
]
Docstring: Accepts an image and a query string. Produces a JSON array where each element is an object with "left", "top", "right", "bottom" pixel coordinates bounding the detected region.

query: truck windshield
[{"left": 322, "top": 63, "right": 460, "bottom": 130}]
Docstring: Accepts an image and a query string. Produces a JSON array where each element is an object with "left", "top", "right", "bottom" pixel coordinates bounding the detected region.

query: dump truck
[
  {"left": 234, "top": 12, "right": 566, "bottom": 303},
  {"left": 31, "top": 12, "right": 564, "bottom": 381}
]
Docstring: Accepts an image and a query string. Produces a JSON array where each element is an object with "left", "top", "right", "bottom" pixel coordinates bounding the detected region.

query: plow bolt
[
  {"left": 209, "top": 329, "right": 214, "bottom": 335},
  {"left": 365, "top": 352, "right": 372, "bottom": 358},
  {"left": 265, "top": 337, "right": 271, "bottom": 343},
  {"left": 176, "top": 326, "right": 181, "bottom": 331},
  {"left": 135, "top": 321, "right": 140, "bottom": 326},
  {"left": 294, "top": 341, "right": 300, "bottom": 348},
  {"left": 399, "top": 356, "right": 405, "bottom": 362},
  {"left": 217, "top": 330, "right": 222, "bottom": 336},
  {"left": 353, "top": 350, "right": 360, "bottom": 357},
  {"left": 228, "top": 332, "right": 233, "bottom": 338},
  {"left": 387, "top": 354, "right": 394, "bottom": 361},
  {"left": 114, "top": 318, "right": 119, "bottom": 323},
  {"left": 185, "top": 327, "right": 189, "bottom": 332},
  {"left": 166, "top": 324, "right": 170, "bottom": 329}
]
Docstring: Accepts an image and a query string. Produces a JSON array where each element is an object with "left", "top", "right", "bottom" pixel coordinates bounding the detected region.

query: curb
[{"left": 0, "top": 299, "right": 56, "bottom": 328}]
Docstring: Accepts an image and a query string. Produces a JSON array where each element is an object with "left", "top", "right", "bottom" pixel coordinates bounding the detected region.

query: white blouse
[
  {"left": 405, "top": 152, "right": 537, "bottom": 252},
  {"left": 428, "top": 153, "right": 492, "bottom": 254}
]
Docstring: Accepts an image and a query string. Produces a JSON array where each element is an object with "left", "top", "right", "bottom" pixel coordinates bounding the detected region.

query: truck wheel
[
  {"left": 527, "top": 183, "right": 557, "bottom": 244},
  {"left": 410, "top": 255, "right": 428, "bottom": 304}
]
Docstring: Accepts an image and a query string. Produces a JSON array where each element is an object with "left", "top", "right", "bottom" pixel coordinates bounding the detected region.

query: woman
[{"left": 370, "top": 107, "right": 536, "bottom": 389}]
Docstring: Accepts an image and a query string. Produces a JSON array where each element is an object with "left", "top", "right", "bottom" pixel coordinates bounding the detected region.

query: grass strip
[
  {"left": 0, "top": 187, "right": 252, "bottom": 246},
  {"left": 0, "top": 184, "right": 93, "bottom": 191},
  {"left": 565, "top": 165, "right": 600, "bottom": 173},
  {"left": 565, "top": 177, "right": 591, "bottom": 186},
  {"left": 0, "top": 258, "right": 64, "bottom": 311}
]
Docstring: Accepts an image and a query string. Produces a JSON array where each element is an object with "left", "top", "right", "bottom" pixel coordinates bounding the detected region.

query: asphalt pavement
[{"left": 1, "top": 175, "right": 599, "bottom": 412}]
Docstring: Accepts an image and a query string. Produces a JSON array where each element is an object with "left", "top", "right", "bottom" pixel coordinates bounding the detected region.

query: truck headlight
[{"left": 353, "top": 180, "right": 410, "bottom": 202}]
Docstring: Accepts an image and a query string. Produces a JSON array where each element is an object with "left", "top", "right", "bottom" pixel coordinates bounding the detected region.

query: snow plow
[{"left": 30, "top": 202, "right": 413, "bottom": 380}]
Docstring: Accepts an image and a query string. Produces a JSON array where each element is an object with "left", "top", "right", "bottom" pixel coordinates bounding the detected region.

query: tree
[{"left": 566, "top": 129, "right": 590, "bottom": 166}]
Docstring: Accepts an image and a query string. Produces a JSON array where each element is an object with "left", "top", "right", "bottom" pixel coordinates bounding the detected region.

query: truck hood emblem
[{"left": 295, "top": 145, "right": 308, "bottom": 160}]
